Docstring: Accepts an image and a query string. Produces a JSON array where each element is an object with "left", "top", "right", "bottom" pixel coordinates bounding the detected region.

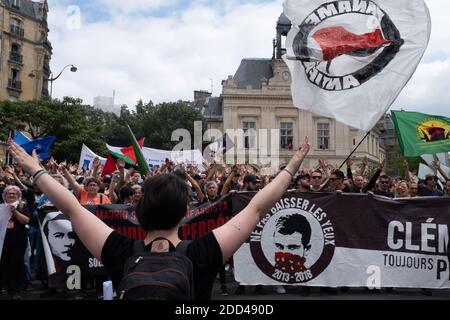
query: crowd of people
[{"left": 0, "top": 138, "right": 449, "bottom": 300}]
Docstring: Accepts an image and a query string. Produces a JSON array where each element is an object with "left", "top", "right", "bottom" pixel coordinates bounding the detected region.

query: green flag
[
  {"left": 391, "top": 111, "right": 450, "bottom": 157},
  {"left": 127, "top": 126, "right": 150, "bottom": 176}
]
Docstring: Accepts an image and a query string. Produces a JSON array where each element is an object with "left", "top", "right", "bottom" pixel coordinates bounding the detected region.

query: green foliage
[
  {"left": 0, "top": 97, "right": 205, "bottom": 162},
  {"left": 391, "top": 146, "right": 421, "bottom": 177}
]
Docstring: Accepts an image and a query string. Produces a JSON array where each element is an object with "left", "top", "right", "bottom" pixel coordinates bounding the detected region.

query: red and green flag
[
  {"left": 391, "top": 110, "right": 450, "bottom": 157},
  {"left": 101, "top": 137, "right": 145, "bottom": 176},
  {"left": 128, "top": 126, "right": 150, "bottom": 176}
]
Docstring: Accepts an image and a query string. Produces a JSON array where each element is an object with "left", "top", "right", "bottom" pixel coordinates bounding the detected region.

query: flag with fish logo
[{"left": 282, "top": 0, "right": 431, "bottom": 131}]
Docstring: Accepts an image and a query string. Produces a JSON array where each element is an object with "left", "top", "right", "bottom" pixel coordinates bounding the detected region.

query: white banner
[
  {"left": 233, "top": 193, "right": 450, "bottom": 289},
  {"left": 106, "top": 144, "right": 205, "bottom": 168},
  {"left": 283, "top": 0, "right": 431, "bottom": 131},
  {"left": 78, "top": 144, "right": 106, "bottom": 172},
  {"left": 0, "top": 205, "right": 10, "bottom": 260}
]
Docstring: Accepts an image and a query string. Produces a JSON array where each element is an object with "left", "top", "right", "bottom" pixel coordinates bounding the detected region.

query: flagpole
[
  {"left": 338, "top": 131, "right": 371, "bottom": 170},
  {"left": 5, "top": 128, "right": 14, "bottom": 166}
]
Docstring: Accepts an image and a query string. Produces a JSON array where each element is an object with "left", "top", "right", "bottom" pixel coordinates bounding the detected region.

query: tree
[
  {"left": 103, "top": 100, "right": 206, "bottom": 150},
  {"left": 0, "top": 97, "right": 110, "bottom": 162},
  {"left": 0, "top": 97, "right": 205, "bottom": 163}
]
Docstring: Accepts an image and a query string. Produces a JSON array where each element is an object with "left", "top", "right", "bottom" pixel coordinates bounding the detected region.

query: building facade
[
  {"left": 378, "top": 113, "right": 402, "bottom": 176},
  {"left": 0, "top": 0, "right": 52, "bottom": 102},
  {"left": 0, "top": 0, "right": 52, "bottom": 160},
  {"left": 217, "top": 14, "right": 385, "bottom": 169}
]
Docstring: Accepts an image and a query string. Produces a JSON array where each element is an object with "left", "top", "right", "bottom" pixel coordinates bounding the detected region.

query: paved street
[{"left": 1, "top": 275, "right": 449, "bottom": 301}]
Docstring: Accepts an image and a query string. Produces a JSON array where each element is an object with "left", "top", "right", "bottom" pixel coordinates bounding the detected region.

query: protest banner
[{"left": 233, "top": 192, "right": 450, "bottom": 289}]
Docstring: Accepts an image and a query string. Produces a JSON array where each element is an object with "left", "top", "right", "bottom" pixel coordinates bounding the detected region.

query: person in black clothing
[
  {"left": 7, "top": 137, "right": 311, "bottom": 300},
  {"left": 418, "top": 174, "right": 444, "bottom": 197},
  {"left": 374, "top": 175, "right": 394, "bottom": 198},
  {"left": 329, "top": 170, "right": 354, "bottom": 193},
  {"left": 0, "top": 185, "right": 30, "bottom": 299},
  {"left": 242, "top": 175, "right": 260, "bottom": 192},
  {"left": 346, "top": 159, "right": 385, "bottom": 195}
]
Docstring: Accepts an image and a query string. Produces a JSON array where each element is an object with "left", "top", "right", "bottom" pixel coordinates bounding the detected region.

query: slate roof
[
  {"left": 1, "top": 0, "right": 46, "bottom": 20},
  {"left": 233, "top": 58, "right": 273, "bottom": 90}
]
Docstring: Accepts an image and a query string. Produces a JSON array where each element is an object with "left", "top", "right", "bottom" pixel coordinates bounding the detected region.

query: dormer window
[{"left": 12, "top": 0, "right": 21, "bottom": 9}]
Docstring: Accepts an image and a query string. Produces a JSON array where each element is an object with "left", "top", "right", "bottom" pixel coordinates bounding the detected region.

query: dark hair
[
  {"left": 84, "top": 177, "right": 101, "bottom": 187},
  {"left": 119, "top": 186, "right": 135, "bottom": 202},
  {"left": 275, "top": 214, "right": 312, "bottom": 249},
  {"left": 380, "top": 175, "right": 391, "bottom": 181},
  {"left": 43, "top": 213, "right": 73, "bottom": 238},
  {"left": 136, "top": 174, "right": 189, "bottom": 232},
  {"left": 331, "top": 170, "right": 345, "bottom": 180}
]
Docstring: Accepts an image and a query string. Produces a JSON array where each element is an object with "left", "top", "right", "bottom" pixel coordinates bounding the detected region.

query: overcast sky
[{"left": 47, "top": 0, "right": 450, "bottom": 117}]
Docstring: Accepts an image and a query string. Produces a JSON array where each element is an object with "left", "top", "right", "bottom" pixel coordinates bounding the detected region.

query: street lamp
[{"left": 29, "top": 64, "right": 77, "bottom": 98}]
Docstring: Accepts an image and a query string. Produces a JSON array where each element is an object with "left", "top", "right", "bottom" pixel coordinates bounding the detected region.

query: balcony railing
[
  {"left": 9, "top": 51, "right": 23, "bottom": 63},
  {"left": 10, "top": 25, "right": 24, "bottom": 38},
  {"left": 8, "top": 79, "right": 22, "bottom": 90}
]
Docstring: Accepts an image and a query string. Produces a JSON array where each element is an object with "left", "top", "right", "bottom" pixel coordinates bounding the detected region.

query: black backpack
[{"left": 118, "top": 238, "right": 194, "bottom": 300}]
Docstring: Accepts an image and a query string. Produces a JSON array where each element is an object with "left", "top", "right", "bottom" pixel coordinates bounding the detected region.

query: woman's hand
[
  {"left": 7, "top": 138, "right": 42, "bottom": 175},
  {"left": 288, "top": 137, "right": 310, "bottom": 169}
]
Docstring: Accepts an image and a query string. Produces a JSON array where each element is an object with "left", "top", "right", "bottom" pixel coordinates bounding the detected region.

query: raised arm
[
  {"left": 346, "top": 158, "right": 354, "bottom": 182},
  {"left": 115, "top": 158, "right": 126, "bottom": 193},
  {"left": 108, "top": 173, "right": 119, "bottom": 204},
  {"left": 358, "top": 156, "right": 368, "bottom": 177},
  {"left": 9, "top": 165, "right": 28, "bottom": 192},
  {"left": 220, "top": 165, "right": 237, "bottom": 196},
  {"left": 8, "top": 139, "right": 113, "bottom": 261},
  {"left": 213, "top": 137, "right": 311, "bottom": 262},
  {"left": 91, "top": 157, "right": 101, "bottom": 180},
  {"left": 364, "top": 159, "right": 384, "bottom": 192},
  {"left": 183, "top": 167, "right": 205, "bottom": 203},
  {"left": 433, "top": 160, "right": 449, "bottom": 181},
  {"left": 60, "top": 164, "right": 82, "bottom": 198}
]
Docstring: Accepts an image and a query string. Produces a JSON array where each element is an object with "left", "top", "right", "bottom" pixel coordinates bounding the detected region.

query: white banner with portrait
[
  {"left": 233, "top": 193, "right": 450, "bottom": 289},
  {"left": 0, "top": 205, "right": 10, "bottom": 260}
]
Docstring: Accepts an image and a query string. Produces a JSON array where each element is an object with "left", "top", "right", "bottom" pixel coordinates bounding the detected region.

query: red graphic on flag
[
  {"left": 275, "top": 252, "right": 307, "bottom": 274},
  {"left": 312, "top": 26, "right": 391, "bottom": 61}
]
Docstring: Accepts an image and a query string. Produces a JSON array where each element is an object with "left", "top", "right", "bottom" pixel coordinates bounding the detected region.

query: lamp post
[{"left": 29, "top": 64, "right": 77, "bottom": 98}]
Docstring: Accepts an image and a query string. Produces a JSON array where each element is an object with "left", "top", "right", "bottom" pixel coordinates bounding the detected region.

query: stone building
[
  {"left": 195, "top": 13, "right": 385, "bottom": 169},
  {"left": 0, "top": 0, "right": 52, "bottom": 160}
]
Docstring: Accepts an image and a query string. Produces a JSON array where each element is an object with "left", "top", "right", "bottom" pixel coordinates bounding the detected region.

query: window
[
  {"left": 10, "top": 18, "right": 23, "bottom": 37},
  {"left": 317, "top": 123, "right": 330, "bottom": 150},
  {"left": 8, "top": 68, "right": 21, "bottom": 89},
  {"left": 280, "top": 122, "right": 293, "bottom": 150},
  {"left": 12, "top": 0, "right": 21, "bottom": 9},
  {"left": 11, "top": 18, "right": 22, "bottom": 28},
  {"left": 10, "top": 68, "right": 20, "bottom": 81},
  {"left": 10, "top": 43, "right": 22, "bottom": 63},
  {"left": 243, "top": 121, "right": 256, "bottom": 149}
]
